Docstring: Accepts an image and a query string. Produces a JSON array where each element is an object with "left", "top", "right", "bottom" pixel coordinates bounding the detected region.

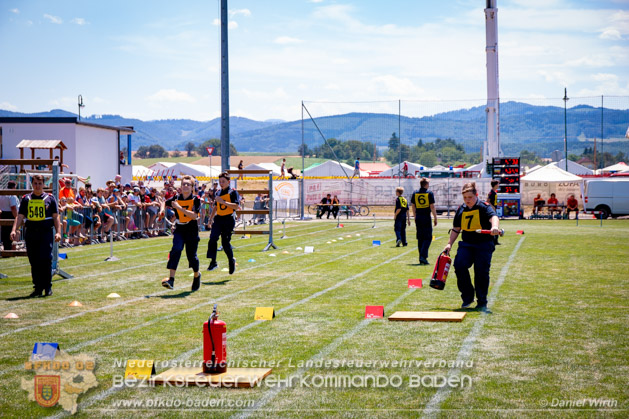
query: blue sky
[{"left": 1, "top": 0, "right": 628, "bottom": 122}]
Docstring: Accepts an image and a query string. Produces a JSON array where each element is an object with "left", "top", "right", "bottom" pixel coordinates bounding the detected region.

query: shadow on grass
[
  {"left": 5, "top": 295, "right": 37, "bottom": 301},
  {"left": 203, "top": 279, "right": 230, "bottom": 286},
  {"left": 154, "top": 291, "right": 194, "bottom": 299}
]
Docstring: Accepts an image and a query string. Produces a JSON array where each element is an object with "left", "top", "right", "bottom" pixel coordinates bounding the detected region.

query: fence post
[
  {"left": 372, "top": 214, "right": 376, "bottom": 229},
  {"left": 51, "top": 162, "right": 72, "bottom": 279},
  {"left": 281, "top": 219, "right": 288, "bottom": 239},
  {"left": 263, "top": 171, "right": 277, "bottom": 251},
  {"left": 105, "top": 229, "right": 119, "bottom": 261}
]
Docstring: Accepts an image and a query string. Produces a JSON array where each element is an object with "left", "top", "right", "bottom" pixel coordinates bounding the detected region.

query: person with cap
[
  {"left": 206, "top": 172, "right": 239, "bottom": 274},
  {"left": 160, "top": 175, "right": 202, "bottom": 291},
  {"left": 443, "top": 182, "right": 501, "bottom": 310},
  {"left": 410, "top": 177, "right": 438, "bottom": 265},
  {"left": 11, "top": 174, "right": 62, "bottom": 297}
]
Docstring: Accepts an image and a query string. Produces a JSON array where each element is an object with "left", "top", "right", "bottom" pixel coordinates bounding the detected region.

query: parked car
[{"left": 583, "top": 179, "right": 629, "bottom": 219}]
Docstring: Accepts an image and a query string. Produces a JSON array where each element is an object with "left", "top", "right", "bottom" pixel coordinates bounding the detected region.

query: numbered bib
[
  {"left": 216, "top": 192, "right": 234, "bottom": 216},
  {"left": 461, "top": 209, "right": 482, "bottom": 232},
  {"left": 414, "top": 193, "right": 429, "bottom": 209},
  {"left": 399, "top": 196, "right": 408, "bottom": 209},
  {"left": 176, "top": 198, "right": 195, "bottom": 223},
  {"left": 27, "top": 199, "right": 46, "bottom": 221}
]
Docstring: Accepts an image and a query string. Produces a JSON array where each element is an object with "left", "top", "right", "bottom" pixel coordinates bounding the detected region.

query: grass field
[{"left": 0, "top": 219, "right": 627, "bottom": 418}]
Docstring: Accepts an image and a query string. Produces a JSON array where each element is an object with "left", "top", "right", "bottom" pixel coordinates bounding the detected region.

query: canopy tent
[
  {"left": 524, "top": 165, "right": 543, "bottom": 175},
  {"left": 599, "top": 162, "right": 628, "bottom": 173},
  {"left": 132, "top": 165, "right": 154, "bottom": 179},
  {"left": 169, "top": 162, "right": 223, "bottom": 179},
  {"left": 243, "top": 162, "right": 282, "bottom": 177},
  {"left": 521, "top": 164, "right": 582, "bottom": 182},
  {"left": 550, "top": 159, "right": 594, "bottom": 175},
  {"left": 378, "top": 161, "right": 425, "bottom": 177},
  {"left": 303, "top": 160, "right": 368, "bottom": 178},
  {"left": 360, "top": 162, "right": 391, "bottom": 176},
  {"left": 148, "top": 161, "right": 176, "bottom": 172}
]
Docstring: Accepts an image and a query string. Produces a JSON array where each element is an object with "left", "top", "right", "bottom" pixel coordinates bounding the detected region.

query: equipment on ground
[
  {"left": 203, "top": 304, "right": 227, "bottom": 374},
  {"left": 429, "top": 252, "right": 451, "bottom": 290}
]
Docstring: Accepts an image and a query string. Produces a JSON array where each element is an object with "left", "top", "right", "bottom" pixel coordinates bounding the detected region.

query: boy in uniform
[
  {"left": 160, "top": 175, "right": 202, "bottom": 291},
  {"left": 207, "top": 172, "right": 240, "bottom": 274},
  {"left": 394, "top": 187, "right": 410, "bottom": 247},
  {"left": 11, "top": 174, "right": 62, "bottom": 297},
  {"left": 410, "top": 178, "right": 438, "bottom": 265}
]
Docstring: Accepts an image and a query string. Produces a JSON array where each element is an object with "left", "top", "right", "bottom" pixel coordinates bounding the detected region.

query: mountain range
[{"left": 1, "top": 101, "right": 627, "bottom": 157}]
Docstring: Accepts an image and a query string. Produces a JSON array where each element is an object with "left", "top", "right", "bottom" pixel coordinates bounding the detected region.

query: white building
[{"left": 0, "top": 117, "right": 134, "bottom": 187}]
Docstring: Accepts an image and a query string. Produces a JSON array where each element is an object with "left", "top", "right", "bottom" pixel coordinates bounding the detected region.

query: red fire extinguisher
[
  {"left": 203, "top": 304, "right": 227, "bottom": 373},
  {"left": 429, "top": 251, "right": 452, "bottom": 290}
]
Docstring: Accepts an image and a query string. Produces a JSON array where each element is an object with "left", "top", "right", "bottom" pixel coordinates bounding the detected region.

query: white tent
[
  {"left": 521, "top": 164, "right": 582, "bottom": 182},
  {"left": 549, "top": 159, "right": 593, "bottom": 175},
  {"left": 244, "top": 162, "right": 282, "bottom": 177},
  {"left": 148, "top": 161, "right": 176, "bottom": 172},
  {"left": 132, "top": 165, "right": 154, "bottom": 178},
  {"left": 304, "top": 160, "right": 368, "bottom": 178},
  {"left": 169, "top": 162, "right": 222, "bottom": 179},
  {"left": 600, "top": 162, "right": 628, "bottom": 173},
  {"left": 524, "top": 165, "right": 543, "bottom": 175},
  {"left": 378, "top": 161, "right": 426, "bottom": 177}
]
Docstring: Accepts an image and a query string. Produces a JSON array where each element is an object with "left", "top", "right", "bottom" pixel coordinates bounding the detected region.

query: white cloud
[
  {"left": 212, "top": 18, "right": 238, "bottom": 29},
  {"left": 599, "top": 29, "right": 622, "bottom": 40},
  {"left": 71, "top": 18, "right": 88, "bottom": 25},
  {"left": 592, "top": 73, "right": 618, "bottom": 82},
  {"left": 10, "top": 8, "right": 19, "bottom": 14},
  {"left": 367, "top": 75, "right": 425, "bottom": 98},
  {"left": 147, "top": 89, "right": 196, "bottom": 103},
  {"left": 43, "top": 14, "right": 62, "bottom": 24},
  {"left": 0, "top": 101, "right": 18, "bottom": 111},
  {"left": 274, "top": 36, "right": 303, "bottom": 45},
  {"left": 229, "top": 9, "right": 251, "bottom": 18}
]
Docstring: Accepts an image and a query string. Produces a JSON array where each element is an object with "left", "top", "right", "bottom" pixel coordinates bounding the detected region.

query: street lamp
[
  {"left": 78, "top": 95, "right": 85, "bottom": 121},
  {"left": 563, "top": 88, "right": 569, "bottom": 171}
]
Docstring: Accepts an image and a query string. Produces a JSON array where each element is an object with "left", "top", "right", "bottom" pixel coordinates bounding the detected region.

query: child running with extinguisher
[{"left": 443, "top": 182, "right": 501, "bottom": 310}]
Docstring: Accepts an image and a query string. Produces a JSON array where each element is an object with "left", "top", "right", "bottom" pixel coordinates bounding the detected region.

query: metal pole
[
  {"left": 563, "top": 88, "right": 569, "bottom": 171},
  {"left": 398, "top": 99, "right": 402, "bottom": 186},
  {"left": 301, "top": 101, "right": 305, "bottom": 220},
  {"left": 601, "top": 95, "right": 604, "bottom": 168},
  {"left": 105, "top": 229, "right": 119, "bottom": 261},
  {"left": 372, "top": 213, "right": 376, "bottom": 229},
  {"left": 220, "top": 0, "right": 230, "bottom": 172},
  {"left": 51, "top": 162, "right": 72, "bottom": 278},
  {"left": 281, "top": 219, "right": 287, "bottom": 239},
  {"left": 263, "top": 171, "right": 277, "bottom": 251}
]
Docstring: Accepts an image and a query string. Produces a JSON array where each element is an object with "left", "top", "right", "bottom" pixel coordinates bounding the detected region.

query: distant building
[
  {"left": 0, "top": 117, "right": 134, "bottom": 187},
  {"left": 550, "top": 150, "right": 562, "bottom": 162},
  {"left": 576, "top": 157, "right": 596, "bottom": 170}
]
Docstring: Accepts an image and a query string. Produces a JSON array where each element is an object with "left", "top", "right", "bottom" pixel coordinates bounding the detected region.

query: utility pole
[
  {"left": 563, "top": 88, "right": 569, "bottom": 171},
  {"left": 220, "top": 0, "right": 230, "bottom": 172}
]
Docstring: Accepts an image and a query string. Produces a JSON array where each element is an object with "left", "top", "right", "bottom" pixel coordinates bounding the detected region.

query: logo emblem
[{"left": 35, "top": 375, "right": 60, "bottom": 407}]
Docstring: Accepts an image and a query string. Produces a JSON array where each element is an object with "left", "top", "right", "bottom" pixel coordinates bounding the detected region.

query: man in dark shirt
[
  {"left": 410, "top": 178, "right": 438, "bottom": 265},
  {"left": 318, "top": 194, "right": 332, "bottom": 219},
  {"left": 11, "top": 174, "right": 62, "bottom": 297},
  {"left": 160, "top": 175, "right": 202, "bottom": 291}
]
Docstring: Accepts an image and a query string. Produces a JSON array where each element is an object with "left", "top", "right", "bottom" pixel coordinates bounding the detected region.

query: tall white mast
[{"left": 484, "top": 0, "right": 501, "bottom": 164}]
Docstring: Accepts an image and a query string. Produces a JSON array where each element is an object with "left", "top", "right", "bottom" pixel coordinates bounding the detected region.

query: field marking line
[
  {"left": 0, "top": 222, "right": 325, "bottom": 289},
  {"left": 0, "top": 222, "right": 345, "bottom": 296},
  {"left": 0, "top": 225, "right": 384, "bottom": 338},
  {"left": 1, "top": 222, "right": 327, "bottom": 271},
  {"left": 0, "top": 222, "right": 337, "bottom": 309},
  {"left": 233, "top": 287, "right": 418, "bottom": 418},
  {"left": 47, "top": 240, "right": 410, "bottom": 418},
  {"left": 0, "top": 230, "right": 386, "bottom": 376},
  {"left": 421, "top": 235, "right": 526, "bottom": 419}
]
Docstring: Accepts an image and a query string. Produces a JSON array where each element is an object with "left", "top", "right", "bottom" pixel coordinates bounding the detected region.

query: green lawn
[
  {"left": 131, "top": 156, "right": 200, "bottom": 167},
  {"left": 0, "top": 219, "right": 627, "bottom": 417},
  {"left": 273, "top": 157, "right": 328, "bottom": 171}
]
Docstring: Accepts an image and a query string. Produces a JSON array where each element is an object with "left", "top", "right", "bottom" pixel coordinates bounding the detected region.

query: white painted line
[
  {"left": 0, "top": 226, "right": 387, "bottom": 376},
  {"left": 421, "top": 236, "right": 526, "bottom": 419},
  {"left": 234, "top": 287, "right": 418, "bottom": 418},
  {"left": 48, "top": 238, "right": 405, "bottom": 418}
]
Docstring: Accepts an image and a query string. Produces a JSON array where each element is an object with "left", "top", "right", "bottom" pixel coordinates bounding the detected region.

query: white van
[{"left": 583, "top": 178, "right": 629, "bottom": 219}]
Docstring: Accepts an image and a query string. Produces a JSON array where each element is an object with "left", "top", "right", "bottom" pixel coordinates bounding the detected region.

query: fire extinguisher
[
  {"left": 203, "top": 304, "right": 227, "bottom": 374},
  {"left": 429, "top": 251, "right": 452, "bottom": 290}
]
